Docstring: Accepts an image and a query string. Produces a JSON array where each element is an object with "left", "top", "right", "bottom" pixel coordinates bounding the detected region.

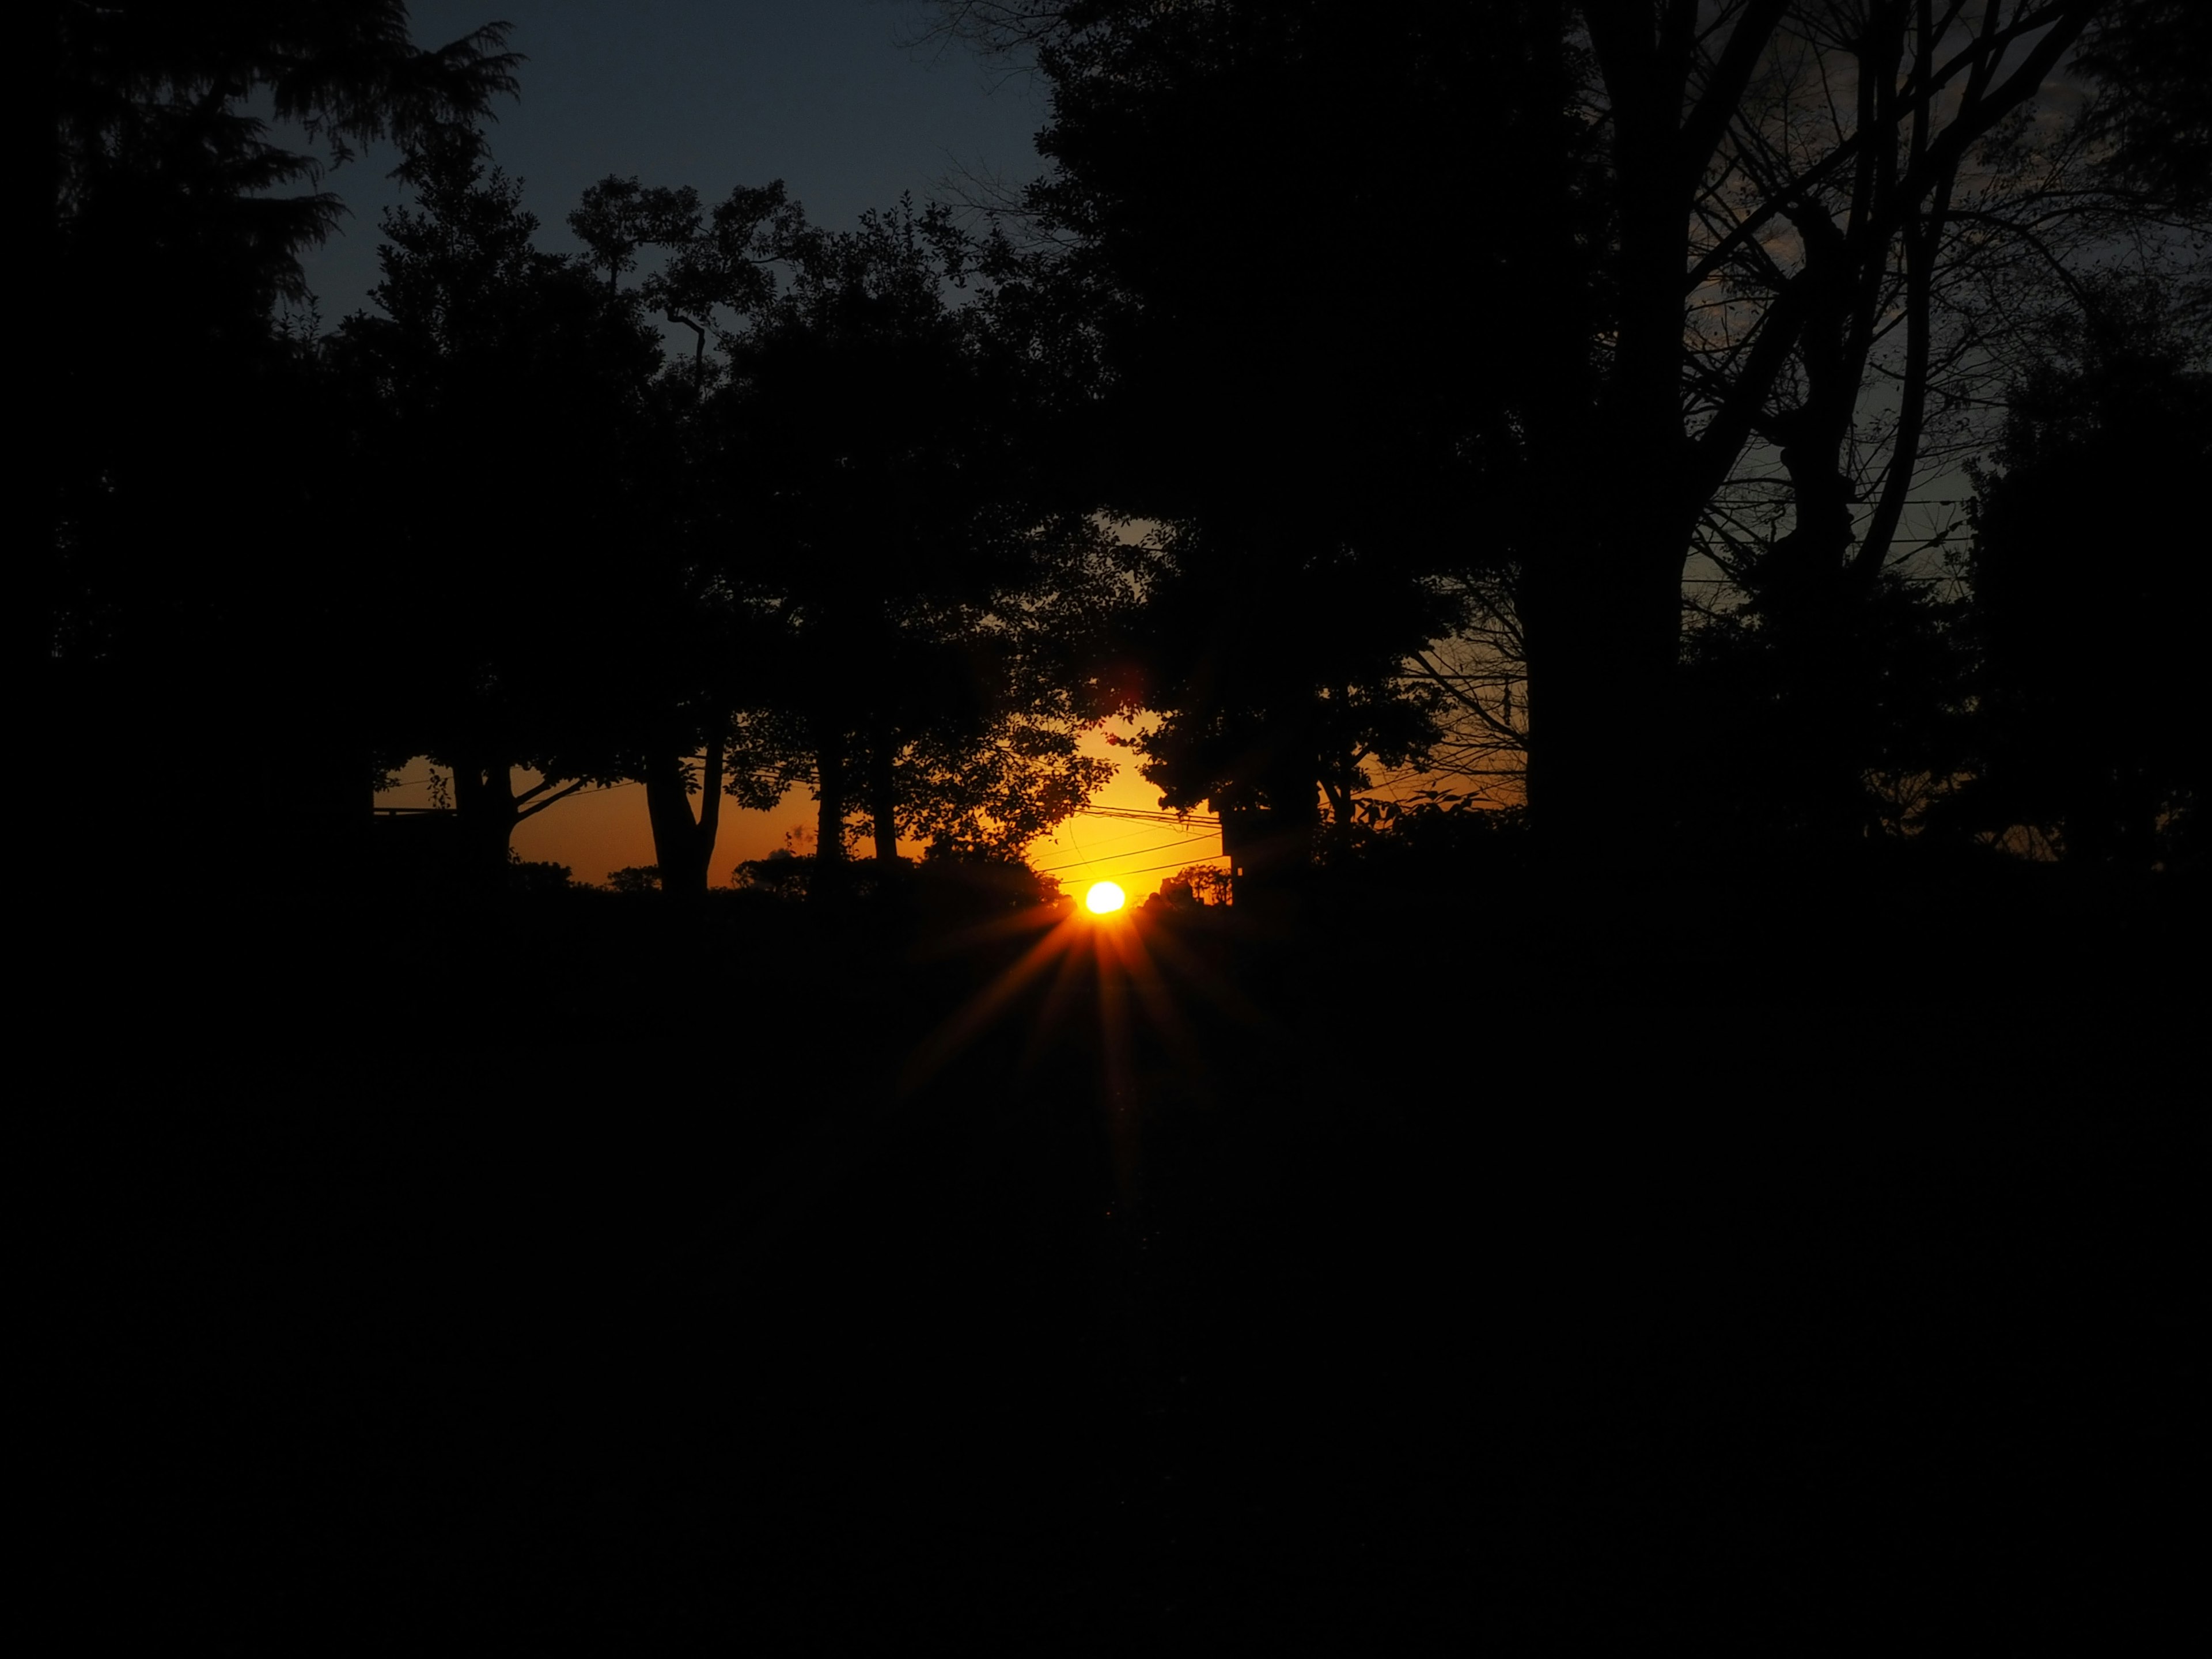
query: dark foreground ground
[{"left": 29, "top": 863, "right": 2203, "bottom": 1652}]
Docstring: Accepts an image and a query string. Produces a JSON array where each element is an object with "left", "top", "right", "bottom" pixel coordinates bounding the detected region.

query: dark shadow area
[{"left": 31, "top": 859, "right": 2202, "bottom": 1651}]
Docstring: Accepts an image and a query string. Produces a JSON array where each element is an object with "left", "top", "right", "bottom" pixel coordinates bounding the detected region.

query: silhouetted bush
[
  {"left": 1316, "top": 795, "right": 1532, "bottom": 888},
  {"left": 506, "top": 854, "right": 576, "bottom": 896}
]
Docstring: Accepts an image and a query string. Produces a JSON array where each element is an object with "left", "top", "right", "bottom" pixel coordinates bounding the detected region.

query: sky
[
  {"left": 353, "top": 2, "right": 1229, "bottom": 896},
  {"left": 301, "top": 1, "right": 1048, "bottom": 320}
]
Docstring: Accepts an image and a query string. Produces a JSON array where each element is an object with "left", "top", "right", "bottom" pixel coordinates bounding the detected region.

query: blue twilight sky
[{"left": 297, "top": 1, "right": 1050, "bottom": 323}]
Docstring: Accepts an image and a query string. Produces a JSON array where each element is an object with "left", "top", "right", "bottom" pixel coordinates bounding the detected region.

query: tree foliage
[
  {"left": 36, "top": 1, "right": 524, "bottom": 893},
  {"left": 332, "top": 138, "right": 666, "bottom": 878},
  {"left": 705, "top": 195, "right": 1127, "bottom": 877},
  {"left": 2075, "top": 0, "right": 2212, "bottom": 214},
  {"left": 933, "top": 1, "right": 2203, "bottom": 882},
  {"left": 49, "top": 1, "right": 521, "bottom": 332},
  {"left": 961, "top": 1, "right": 1586, "bottom": 868},
  {"left": 1957, "top": 282, "right": 2208, "bottom": 870}
]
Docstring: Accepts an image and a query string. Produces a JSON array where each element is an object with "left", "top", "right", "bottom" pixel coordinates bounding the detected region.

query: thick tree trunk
[
  {"left": 868, "top": 718, "right": 900, "bottom": 867},
  {"left": 812, "top": 722, "right": 847, "bottom": 902},
  {"left": 642, "top": 730, "right": 725, "bottom": 902},
  {"left": 1522, "top": 162, "right": 1696, "bottom": 867},
  {"left": 1767, "top": 431, "right": 1875, "bottom": 846},
  {"left": 451, "top": 760, "right": 520, "bottom": 891},
  {"left": 1520, "top": 525, "right": 1685, "bottom": 872},
  {"left": 1218, "top": 681, "right": 1321, "bottom": 906},
  {"left": 1257, "top": 700, "right": 1320, "bottom": 882},
  {"left": 1518, "top": 1, "right": 1796, "bottom": 872},
  {"left": 642, "top": 759, "right": 694, "bottom": 893},
  {"left": 1516, "top": 28, "right": 1705, "bottom": 870},
  {"left": 697, "top": 730, "right": 725, "bottom": 886}
]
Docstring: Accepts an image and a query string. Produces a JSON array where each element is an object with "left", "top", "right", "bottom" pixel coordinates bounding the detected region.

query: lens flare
[{"left": 1085, "top": 881, "right": 1127, "bottom": 914}]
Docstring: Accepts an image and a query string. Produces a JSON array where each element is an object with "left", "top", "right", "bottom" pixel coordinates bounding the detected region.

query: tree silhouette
[
  {"left": 2075, "top": 0, "right": 2212, "bottom": 216},
  {"left": 334, "top": 138, "right": 664, "bottom": 885},
  {"left": 1016, "top": 5, "right": 2180, "bottom": 873},
  {"left": 570, "top": 177, "right": 812, "bottom": 389},
  {"left": 568, "top": 176, "right": 703, "bottom": 296},
  {"left": 46, "top": 1, "right": 520, "bottom": 325},
  {"left": 959, "top": 1, "right": 1576, "bottom": 882},
  {"left": 1498, "top": 1, "right": 2115, "bottom": 864},
  {"left": 1957, "top": 285, "right": 2208, "bottom": 870},
  {"left": 705, "top": 197, "right": 1120, "bottom": 891},
  {"left": 37, "top": 3, "right": 521, "bottom": 893},
  {"left": 557, "top": 176, "right": 815, "bottom": 900},
  {"left": 1678, "top": 569, "right": 1976, "bottom": 849}
]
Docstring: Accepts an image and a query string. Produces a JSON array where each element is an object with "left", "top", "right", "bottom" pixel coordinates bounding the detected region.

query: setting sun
[{"left": 1085, "top": 881, "right": 1127, "bottom": 915}]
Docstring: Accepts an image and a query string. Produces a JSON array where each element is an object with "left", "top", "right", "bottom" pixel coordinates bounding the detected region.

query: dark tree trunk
[
  {"left": 1516, "top": 1, "right": 1796, "bottom": 871},
  {"left": 643, "top": 730, "right": 725, "bottom": 902},
  {"left": 1520, "top": 520, "right": 1685, "bottom": 873},
  {"left": 1521, "top": 159, "right": 1700, "bottom": 868},
  {"left": 1219, "top": 682, "right": 1322, "bottom": 907},
  {"left": 812, "top": 720, "right": 847, "bottom": 902},
  {"left": 696, "top": 730, "right": 725, "bottom": 885},
  {"left": 1257, "top": 703, "right": 1320, "bottom": 881},
  {"left": 869, "top": 718, "right": 900, "bottom": 866},
  {"left": 451, "top": 760, "right": 521, "bottom": 891},
  {"left": 1517, "top": 10, "right": 1705, "bottom": 870},
  {"left": 1766, "top": 426, "right": 1876, "bottom": 846}
]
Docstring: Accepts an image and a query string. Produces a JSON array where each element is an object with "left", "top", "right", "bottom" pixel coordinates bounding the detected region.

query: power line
[
  {"left": 1035, "top": 830, "right": 1220, "bottom": 874},
  {"left": 1043, "top": 820, "right": 1170, "bottom": 854},
  {"left": 1074, "top": 804, "right": 1220, "bottom": 825},
  {"left": 1101, "top": 851, "right": 1231, "bottom": 880}
]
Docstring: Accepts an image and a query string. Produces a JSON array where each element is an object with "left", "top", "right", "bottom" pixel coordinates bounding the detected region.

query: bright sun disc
[{"left": 1085, "top": 881, "right": 1127, "bottom": 915}]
